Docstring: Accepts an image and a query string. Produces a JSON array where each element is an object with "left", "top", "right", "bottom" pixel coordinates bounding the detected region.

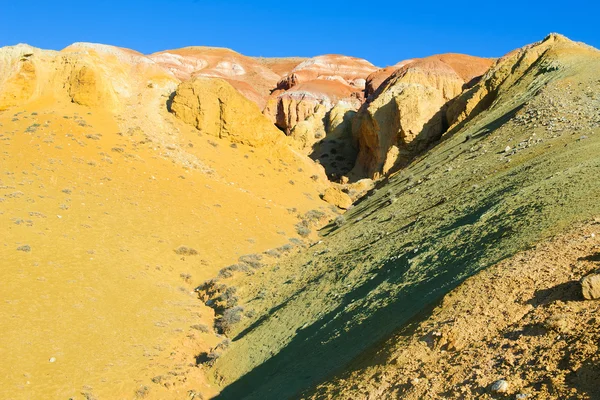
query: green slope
[{"left": 203, "top": 34, "right": 600, "bottom": 399}]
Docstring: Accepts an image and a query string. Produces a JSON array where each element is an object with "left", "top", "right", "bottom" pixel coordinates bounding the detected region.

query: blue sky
[{"left": 0, "top": 0, "right": 598, "bottom": 67}]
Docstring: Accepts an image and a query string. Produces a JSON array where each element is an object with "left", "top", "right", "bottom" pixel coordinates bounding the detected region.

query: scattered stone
[
  {"left": 504, "top": 145, "right": 512, "bottom": 153},
  {"left": 49, "top": 357, "right": 56, "bottom": 363},
  {"left": 581, "top": 273, "right": 600, "bottom": 300},
  {"left": 490, "top": 379, "right": 509, "bottom": 393}
]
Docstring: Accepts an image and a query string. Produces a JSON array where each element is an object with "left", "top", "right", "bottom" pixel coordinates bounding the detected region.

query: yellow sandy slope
[{"left": 0, "top": 43, "right": 332, "bottom": 399}]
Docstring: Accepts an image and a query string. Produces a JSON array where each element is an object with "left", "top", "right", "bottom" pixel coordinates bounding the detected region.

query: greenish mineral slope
[{"left": 201, "top": 34, "right": 600, "bottom": 399}]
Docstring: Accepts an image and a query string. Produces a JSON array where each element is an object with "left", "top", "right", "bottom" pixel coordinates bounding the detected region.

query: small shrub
[
  {"left": 218, "top": 263, "right": 251, "bottom": 278},
  {"left": 215, "top": 338, "right": 231, "bottom": 350},
  {"left": 264, "top": 249, "right": 281, "bottom": 258},
  {"left": 295, "top": 223, "right": 311, "bottom": 237},
  {"left": 216, "top": 286, "right": 239, "bottom": 309},
  {"left": 191, "top": 324, "right": 210, "bottom": 333},
  {"left": 174, "top": 246, "right": 198, "bottom": 256},
  {"left": 277, "top": 244, "right": 294, "bottom": 253},
  {"left": 304, "top": 209, "right": 325, "bottom": 222},
  {"left": 17, "top": 245, "right": 31, "bottom": 252},
  {"left": 180, "top": 273, "right": 192, "bottom": 283},
  {"left": 289, "top": 238, "right": 305, "bottom": 247},
  {"left": 205, "top": 351, "right": 221, "bottom": 364},
  {"left": 135, "top": 385, "right": 149, "bottom": 398},
  {"left": 334, "top": 215, "right": 346, "bottom": 228},
  {"left": 215, "top": 306, "right": 244, "bottom": 334},
  {"left": 25, "top": 123, "right": 41, "bottom": 133},
  {"left": 238, "top": 254, "right": 263, "bottom": 269}
]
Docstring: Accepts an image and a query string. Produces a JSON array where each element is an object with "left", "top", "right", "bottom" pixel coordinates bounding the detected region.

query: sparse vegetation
[
  {"left": 190, "top": 324, "right": 210, "bottom": 333},
  {"left": 174, "top": 246, "right": 198, "bottom": 256},
  {"left": 264, "top": 248, "right": 281, "bottom": 258},
  {"left": 238, "top": 253, "right": 263, "bottom": 269},
  {"left": 134, "top": 385, "right": 149, "bottom": 398},
  {"left": 295, "top": 223, "right": 311, "bottom": 237},
  {"left": 17, "top": 245, "right": 31, "bottom": 252},
  {"left": 25, "top": 123, "right": 40, "bottom": 133},
  {"left": 219, "top": 263, "right": 252, "bottom": 278},
  {"left": 215, "top": 306, "right": 244, "bottom": 334}
]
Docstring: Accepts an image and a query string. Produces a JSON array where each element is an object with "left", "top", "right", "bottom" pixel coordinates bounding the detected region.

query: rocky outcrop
[
  {"left": 321, "top": 186, "right": 352, "bottom": 210},
  {"left": 0, "top": 42, "right": 176, "bottom": 111},
  {"left": 447, "top": 34, "right": 592, "bottom": 130},
  {"left": 365, "top": 60, "right": 415, "bottom": 98},
  {"left": 264, "top": 55, "right": 377, "bottom": 136},
  {"left": 352, "top": 54, "right": 493, "bottom": 178},
  {"left": 267, "top": 79, "right": 361, "bottom": 135},
  {"left": 286, "top": 100, "right": 358, "bottom": 179},
  {"left": 0, "top": 45, "right": 40, "bottom": 109},
  {"left": 170, "top": 76, "right": 285, "bottom": 147}
]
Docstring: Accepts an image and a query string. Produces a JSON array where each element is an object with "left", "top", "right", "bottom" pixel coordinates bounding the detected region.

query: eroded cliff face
[
  {"left": 263, "top": 54, "right": 377, "bottom": 135},
  {"left": 351, "top": 54, "right": 493, "bottom": 178},
  {"left": 169, "top": 76, "right": 285, "bottom": 147}
]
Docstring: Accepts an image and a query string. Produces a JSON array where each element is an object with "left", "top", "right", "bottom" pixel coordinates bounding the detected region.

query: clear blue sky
[{"left": 0, "top": 0, "right": 598, "bottom": 67}]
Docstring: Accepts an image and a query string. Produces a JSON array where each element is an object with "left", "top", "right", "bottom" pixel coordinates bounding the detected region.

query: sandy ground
[{"left": 0, "top": 97, "right": 330, "bottom": 399}]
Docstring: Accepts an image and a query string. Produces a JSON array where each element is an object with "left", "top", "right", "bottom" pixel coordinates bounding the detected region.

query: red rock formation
[
  {"left": 264, "top": 54, "right": 377, "bottom": 135},
  {"left": 149, "top": 47, "right": 283, "bottom": 108}
]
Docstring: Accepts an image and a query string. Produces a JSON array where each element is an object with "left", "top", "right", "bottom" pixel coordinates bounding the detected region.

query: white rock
[
  {"left": 491, "top": 379, "right": 509, "bottom": 393},
  {"left": 49, "top": 357, "right": 56, "bottom": 363}
]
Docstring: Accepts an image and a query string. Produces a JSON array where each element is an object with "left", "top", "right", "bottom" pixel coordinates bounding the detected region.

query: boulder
[
  {"left": 581, "top": 274, "right": 600, "bottom": 300},
  {"left": 322, "top": 187, "right": 353, "bottom": 210}
]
